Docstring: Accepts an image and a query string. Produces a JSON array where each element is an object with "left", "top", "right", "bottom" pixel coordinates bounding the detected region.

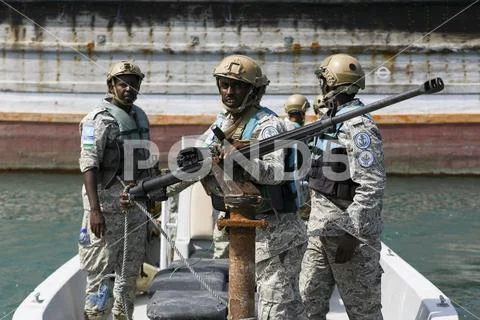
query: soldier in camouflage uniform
[
  {"left": 203, "top": 55, "right": 308, "bottom": 319},
  {"left": 299, "top": 54, "right": 385, "bottom": 319},
  {"left": 283, "top": 94, "right": 312, "bottom": 221},
  {"left": 212, "top": 208, "right": 229, "bottom": 259},
  {"left": 283, "top": 94, "right": 310, "bottom": 130},
  {"left": 79, "top": 61, "right": 153, "bottom": 320}
]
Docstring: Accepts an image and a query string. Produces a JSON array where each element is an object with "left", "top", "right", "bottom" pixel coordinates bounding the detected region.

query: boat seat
[
  {"left": 168, "top": 258, "right": 229, "bottom": 279},
  {"left": 148, "top": 270, "right": 226, "bottom": 294},
  {"left": 147, "top": 290, "right": 228, "bottom": 320},
  {"left": 147, "top": 259, "right": 230, "bottom": 320},
  {"left": 148, "top": 258, "right": 229, "bottom": 295}
]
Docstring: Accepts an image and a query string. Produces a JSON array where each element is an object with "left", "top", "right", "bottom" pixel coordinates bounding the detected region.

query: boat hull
[{"left": 13, "top": 243, "right": 459, "bottom": 320}]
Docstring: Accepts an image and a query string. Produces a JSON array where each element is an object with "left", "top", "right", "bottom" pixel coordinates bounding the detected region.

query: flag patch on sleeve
[{"left": 81, "top": 121, "right": 95, "bottom": 148}]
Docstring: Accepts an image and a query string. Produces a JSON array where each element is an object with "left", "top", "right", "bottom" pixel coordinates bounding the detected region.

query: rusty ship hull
[{"left": 0, "top": 0, "right": 479, "bottom": 174}]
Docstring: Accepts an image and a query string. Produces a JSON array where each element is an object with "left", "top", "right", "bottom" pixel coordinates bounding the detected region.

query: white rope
[
  {"left": 120, "top": 210, "right": 131, "bottom": 320},
  {"left": 116, "top": 176, "right": 227, "bottom": 308}
]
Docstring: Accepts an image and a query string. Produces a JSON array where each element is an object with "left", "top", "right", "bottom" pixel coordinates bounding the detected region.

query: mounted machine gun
[{"left": 127, "top": 77, "right": 444, "bottom": 320}]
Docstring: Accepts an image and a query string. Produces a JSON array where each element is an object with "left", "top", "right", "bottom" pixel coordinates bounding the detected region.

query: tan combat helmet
[
  {"left": 213, "top": 55, "right": 269, "bottom": 88},
  {"left": 107, "top": 60, "right": 145, "bottom": 84},
  {"left": 315, "top": 53, "right": 365, "bottom": 95},
  {"left": 284, "top": 94, "right": 310, "bottom": 114}
]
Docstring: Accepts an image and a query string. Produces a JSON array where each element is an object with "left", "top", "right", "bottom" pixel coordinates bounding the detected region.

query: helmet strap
[
  {"left": 223, "top": 87, "right": 254, "bottom": 114},
  {"left": 323, "top": 85, "right": 358, "bottom": 110},
  {"left": 301, "top": 101, "right": 308, "bottom": 113},
  {"left": 322, "top": 90, "right": 337, "bottom": 109}
]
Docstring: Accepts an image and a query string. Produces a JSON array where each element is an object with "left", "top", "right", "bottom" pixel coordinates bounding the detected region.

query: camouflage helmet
[
  {"left": 315, "top": 54, "right": 365, "bottom": 92},
  {"left": 107, "top": 60, "right": 145, "bottom": 84},
  {"left": 284, "top": 94, "right": 310, "bottom": 114},
  {"left": 213, "top": 55, "right": 269, "bottom": 88}
]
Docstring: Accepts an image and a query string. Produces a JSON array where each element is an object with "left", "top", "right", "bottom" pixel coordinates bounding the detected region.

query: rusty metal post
[
  {"left": 217, "top": 209, "right": 267, "bottom": 320},
  {"left": 228, "top": 210, "right": 256, "bottom": 319},
  {"left": 206, "top": 163, "right": 267, "bottom": 319}
]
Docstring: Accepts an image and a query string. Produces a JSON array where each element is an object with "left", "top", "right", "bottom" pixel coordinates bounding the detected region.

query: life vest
[
  {"left": 92, "top": 100, "right": 151, "bottom": 189},
  {"left": 208, "top": 106, "right": 297, "bottom": 214},
  {"left": 308, "top": 100, "right": 370, "bottom": 202}
]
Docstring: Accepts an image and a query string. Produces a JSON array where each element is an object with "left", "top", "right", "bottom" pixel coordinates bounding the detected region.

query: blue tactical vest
[
  {"left": 285, "top": 121, "right": 309, "bottom": 210},
  {"left": 309, "top": 100, "right": 370, "bottom": 202}
]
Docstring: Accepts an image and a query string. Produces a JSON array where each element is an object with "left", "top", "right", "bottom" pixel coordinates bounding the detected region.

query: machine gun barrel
[
  {"left": 128, "top": 163, "right": 203, "bottom": 199},
  {"left": 238, "top": 77, "right": 444, "bottom": 157},
  {"left": 128, "top": 77, "right": 443, "bottom": 199},
  {"left": 130, "top": 170, "right": 181, "bottom": 199}
]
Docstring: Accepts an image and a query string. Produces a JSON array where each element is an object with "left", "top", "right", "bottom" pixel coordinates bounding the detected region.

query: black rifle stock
[{"left": 128, "top": 77, "right": 444, "bottom": 199}]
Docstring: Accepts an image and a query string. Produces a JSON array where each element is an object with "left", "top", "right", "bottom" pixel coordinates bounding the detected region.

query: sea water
[{"left": 0, "top": 173, "right": 478, "bottom": 319}]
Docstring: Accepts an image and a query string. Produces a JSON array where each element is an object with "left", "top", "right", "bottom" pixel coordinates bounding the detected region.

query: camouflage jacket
[
  {"left": 308, "top": 99, "right": 385, "bottom": 239},
  {"left": 204, "top": 105, "right": 307, "bottom": 261},
  {"left": 79, "top": 99, "right": 151, "bottom": 209}
]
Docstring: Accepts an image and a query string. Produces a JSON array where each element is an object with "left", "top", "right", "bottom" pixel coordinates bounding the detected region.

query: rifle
[{"left": 128, "top": 77, "right": 444, "bottom": 200}]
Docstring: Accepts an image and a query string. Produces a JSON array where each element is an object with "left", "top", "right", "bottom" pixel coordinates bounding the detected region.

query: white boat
[{"left": 13, "top": 182, "right": 459, "bottom": 320}]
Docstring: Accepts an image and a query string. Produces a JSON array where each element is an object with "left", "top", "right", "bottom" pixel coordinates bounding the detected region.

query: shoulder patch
[
  {"left": 348, "top": 116, "right": 364, "bottom": 126},
  {"left": 354, "top": 132, "right": 371, "bottom": 149},
  {"left": 357, "top": 150, "right": 375, "bottom": 168},
  {"left": 81, "top": 120, "right": 95, "bottom": 149},
  {"left": 260, "top": 126, "right": 279, "bottom": 139}
]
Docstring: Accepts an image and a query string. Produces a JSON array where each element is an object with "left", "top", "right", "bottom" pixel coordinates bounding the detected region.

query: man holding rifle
[
  {"left": 203, "top": 54, "right": 308, "bottom": 320},
  {"left": 299, "top": 54, "right": 385, "bottom": 320},
  {"left": 79, "top": 61, "right": 153, "bottom": 320}
]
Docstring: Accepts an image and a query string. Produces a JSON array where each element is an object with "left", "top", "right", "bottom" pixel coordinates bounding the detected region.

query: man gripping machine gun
[
  {"left": 123, "top": 77, "right": 444, "bottom": 320},
  {"left": 127, "top": 77, "right": 444, "bottom": 201}
]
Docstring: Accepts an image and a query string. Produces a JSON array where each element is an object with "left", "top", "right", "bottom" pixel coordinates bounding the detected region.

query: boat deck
[{"left": 12, "top": 241, "right": 459, "bottom": 320}]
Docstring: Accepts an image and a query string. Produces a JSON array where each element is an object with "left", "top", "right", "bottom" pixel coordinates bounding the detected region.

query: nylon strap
[{"left": 231, "top": 106, "right": 260, "bottom": 140}]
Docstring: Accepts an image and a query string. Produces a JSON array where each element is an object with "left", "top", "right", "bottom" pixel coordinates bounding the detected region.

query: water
[
  {"left": 0, "top": 173, "right": 479, "bottom": 319},
  {"left": 381, "top": 176, "right": 480, "bottom": 318},
  {"left": 0, "top": 173, "right": 82, "bottom": 320}
]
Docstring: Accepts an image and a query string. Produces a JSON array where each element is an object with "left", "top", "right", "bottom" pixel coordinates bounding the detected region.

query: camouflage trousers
[
  {"left": 256, "top": 244, "right": 308, "bottom": 320},
  {"left": 79, "top": 208, "right": 147, "bottom": 320},
  {"left": 167, "top": 190, "right": 179, "bottom": 244},
  {"left": 299, "top": 236, "right": 383, "bottom": 320}
]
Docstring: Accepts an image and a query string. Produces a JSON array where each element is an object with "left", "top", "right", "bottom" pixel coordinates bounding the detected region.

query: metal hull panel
[
  {"left": 0, "top": 1, "right": 479, "bottom": 95},
  {"left": 1, "top": 119, "right": 479, "bottom": 174}
]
